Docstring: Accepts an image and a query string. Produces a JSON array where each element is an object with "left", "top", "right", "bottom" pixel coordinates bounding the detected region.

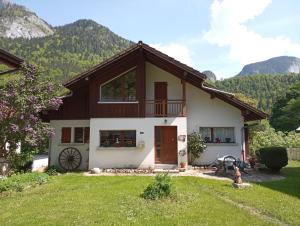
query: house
[
  {"left": 43, "top": 41, "right": 267, "bottom": 171},
  {"left": 0, "top": 48, "right": 23, "bottom": 75}
]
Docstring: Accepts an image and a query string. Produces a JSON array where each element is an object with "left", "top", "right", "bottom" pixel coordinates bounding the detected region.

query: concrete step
[{"left": 154, "top": 164, "right": 178, "bottom": 170}]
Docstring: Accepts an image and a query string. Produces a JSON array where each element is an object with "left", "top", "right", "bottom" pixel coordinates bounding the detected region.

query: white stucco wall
[
  {"left": 186, "top": 84, "right": 245, "bottom": 165},
  {"left": 49, "top": 120, "right": 90, "bottom": 170},
  {"left": 146, "top": 62, "right": 183, "bottom": 100},
  {"left": 89, "top": 117, "right": 187, "bottom": 169}
]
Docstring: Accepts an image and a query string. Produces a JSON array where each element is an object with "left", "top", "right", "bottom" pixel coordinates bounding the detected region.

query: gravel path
[{"left": 84, "top": 168, "right": 286, "bottom": 182}]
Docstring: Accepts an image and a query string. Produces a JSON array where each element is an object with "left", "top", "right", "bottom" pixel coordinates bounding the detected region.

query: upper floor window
[
  {"left": 100, "top": 70, "right": 136, "bottom": 102},
  {"left": 199, "top": 127, "right": 235, "bottom": 143}
]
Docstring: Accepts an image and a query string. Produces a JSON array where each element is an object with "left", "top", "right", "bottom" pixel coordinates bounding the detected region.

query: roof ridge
[{"left": 64, "top": 41, "right": 207, "bottom": 87}]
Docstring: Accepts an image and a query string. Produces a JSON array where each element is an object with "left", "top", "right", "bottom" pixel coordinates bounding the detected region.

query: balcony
[{"left": 145, "top": 99, "right": 186, "bottom": 117}]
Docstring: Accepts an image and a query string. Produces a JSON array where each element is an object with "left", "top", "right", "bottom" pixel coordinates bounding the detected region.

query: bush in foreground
[
  {"left": 45, "top": 166, "right": 62, "bottom": 176},
  {"left": 142, "top": 173, "right": 172, "bottom": 200},
  {"left": 0, "top": 172, "right": 49, "bottom": 193},
  {"left": 257, "top": 146, "right": 288, "bottom": 172}
]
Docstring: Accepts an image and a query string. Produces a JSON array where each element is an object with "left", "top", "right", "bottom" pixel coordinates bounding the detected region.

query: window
[
  {"left": 61, "top": 127, "right": 71, "bottom": 143},
  {"left": 100, "top": 130, "right": 136, "bottom": 147},
  {"left": 199, "top": 127, "right": 235, "bottom": 143},
  {"left": 74, "top": 128, "right": 84, "bottom": 143},
  {"left": 74, "top": 127, "right": 90, "bottom": 143},
  {"left": 61, "top": 127, "right": 90, "bottom": 144},
  {"left": 100, "top": 70, "right": 136, "bottom": 102}
]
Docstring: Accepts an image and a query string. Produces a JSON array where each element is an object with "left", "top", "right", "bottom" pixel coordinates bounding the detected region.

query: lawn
[{"left": 0, "top": 162, "right": 299, "bottom": 226}]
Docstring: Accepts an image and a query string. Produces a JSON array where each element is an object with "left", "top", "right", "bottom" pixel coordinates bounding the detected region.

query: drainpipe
[{"left": 241, "top": 126, "right": 245, "bottom": 162}]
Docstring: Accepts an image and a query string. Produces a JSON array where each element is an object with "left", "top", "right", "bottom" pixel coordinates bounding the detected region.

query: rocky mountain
[
  {"left": 0, "top": 0, "right": 54, "bottom": 39},
  {"left": 202, "top": 70, "right": 216, "bottom": 82},
  {"left": 238, "top": 56, "right": 300, "bottom": 76},
  {"left": 0, "top": 0, "right": 133, "bottom": 84}
]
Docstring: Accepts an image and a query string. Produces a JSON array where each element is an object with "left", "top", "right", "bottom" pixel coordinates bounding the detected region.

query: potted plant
[
  {"left": 248, "top": 156, "right": 257, "bottom": 168},
  {"left": 225, "top": 138, "right": 231, "bottom": 143},
  {"left": 180, "top": 162, "right": 187, "bottom": 169}
]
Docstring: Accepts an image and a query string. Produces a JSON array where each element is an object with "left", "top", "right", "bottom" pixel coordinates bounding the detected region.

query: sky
[{"left": 12, "top": 0, "right": 300, "bottom": 79}]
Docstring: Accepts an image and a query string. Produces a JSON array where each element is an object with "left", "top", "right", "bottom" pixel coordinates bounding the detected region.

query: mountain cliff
[
  {"left": 0, "top": 0, "right": 54, "bottom": 39},
  {"left": 202, "top": 70, "right": 216, "bottom": 82},
  {"left": 238, "top": 56, "right": 300, "bottom": 76}
]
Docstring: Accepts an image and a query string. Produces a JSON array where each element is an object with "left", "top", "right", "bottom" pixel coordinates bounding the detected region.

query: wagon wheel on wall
[{"left": 58, "top": 147, "right": 82, "bottom": 171}]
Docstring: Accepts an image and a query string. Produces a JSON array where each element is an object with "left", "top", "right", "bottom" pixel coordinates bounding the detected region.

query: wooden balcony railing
[{"left": 145, "top": 99, "right": 186, "bottom": 117}]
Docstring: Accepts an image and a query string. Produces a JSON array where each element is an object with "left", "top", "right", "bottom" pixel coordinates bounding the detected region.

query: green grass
[{"left": 0, "top": 162, "right": 300, "bottom": 226}]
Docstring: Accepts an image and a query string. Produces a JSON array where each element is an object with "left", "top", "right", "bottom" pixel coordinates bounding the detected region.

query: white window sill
[
  {"left": 59, "top": 143, "right": 87, "bottom": 146},
  {"left": 97, "top": 147, "right": 139, "bottom": 151},
  {"left": 206, "top": 143, "right": 238, "bottom": 146},
  {"left": 97, "top": 101, "right": 139, "bottom": 104}
]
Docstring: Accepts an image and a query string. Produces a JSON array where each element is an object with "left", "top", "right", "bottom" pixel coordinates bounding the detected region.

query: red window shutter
[
  {"left": 84, "top": 127, "right": 90, "bottom": 143},
  {"left": 61, "top": 127, "right": 71, "bottom": 143}
]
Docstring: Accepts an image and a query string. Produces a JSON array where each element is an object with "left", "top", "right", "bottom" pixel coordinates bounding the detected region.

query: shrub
[
  {"left": 187, "top": 132, "right": 206, "bottom": 164},
  {"left": 142, "top": 173, "right": 172, "bottom": 200},
  {"left": 0, "top": 172, "right": 49, "bottom": 193},
  {"left": 249, "top": 120, "right": 300, "bottom": 155},
  {"left": 45, "top": 166, "right": 61, "bottom": 176},
  {"left": 257, "top": 147, "right": 288, "bottom": 172},
  {"left": 8, "top": 152, "right": 34, "bottom": 173}
]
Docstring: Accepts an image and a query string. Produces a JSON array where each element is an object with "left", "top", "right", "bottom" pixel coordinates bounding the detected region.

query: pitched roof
[
  {"left": 201, "top": 83, "right": 268, "bottom": 121},
  {"left": 64, "top": 41, "right": 206, "bottom": 88},
  {"left": 0, "top": 49, "right": 23, "bottom": 68},
  {"left": 62, "top": 41, "right": 267, "bottom": 121}
]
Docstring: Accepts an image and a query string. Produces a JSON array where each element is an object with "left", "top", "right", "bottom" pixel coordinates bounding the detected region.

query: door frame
[{"left": 154, "top": 126, "right": 178, "bottom": 164}]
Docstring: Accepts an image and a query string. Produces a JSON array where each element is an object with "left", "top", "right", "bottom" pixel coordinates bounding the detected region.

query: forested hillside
[
  {"left": 215, "top": 73, "right": 300, "bottom": 113},
  {"left": 0, "top": 19, "right": 133, "bottom": 83}
]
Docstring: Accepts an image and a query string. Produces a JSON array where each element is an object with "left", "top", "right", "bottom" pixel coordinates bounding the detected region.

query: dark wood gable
[{"left": 88, "top": 48, "right": 145, "bottom": 118}]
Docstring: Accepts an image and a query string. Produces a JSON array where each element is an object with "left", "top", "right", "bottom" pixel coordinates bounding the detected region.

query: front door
[
  {"left": 155, "top": 126, "right": 178, "bottom": 164},
  {"left": 154, "top": 82, "right": 167, "bottom": 116}
]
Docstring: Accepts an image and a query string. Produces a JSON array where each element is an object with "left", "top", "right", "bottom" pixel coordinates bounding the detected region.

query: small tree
[
  {"left": 187, "top": 132, "right": 206, "bottom": 164},
  {"left": 0, "top": 64, "right": 62, "bottom": 162}
]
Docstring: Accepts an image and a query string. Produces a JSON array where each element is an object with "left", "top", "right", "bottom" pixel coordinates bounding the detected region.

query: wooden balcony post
[
  {"left": 181, "top": 79, "right": 187, "bottom": 116},
  {"left": 137, "top": 48, "right": 146, "bottom": 117}
]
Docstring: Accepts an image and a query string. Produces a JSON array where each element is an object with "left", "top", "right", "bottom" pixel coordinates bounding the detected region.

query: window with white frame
[
  {"left": 199, "top": 127, "right": 235, "bottom": 143},
  {"left": 100, "top": 130, "right": 136, "bottom": 147},
  {"left": 100, "top": 70, "right": 136, "bottom": 102}
]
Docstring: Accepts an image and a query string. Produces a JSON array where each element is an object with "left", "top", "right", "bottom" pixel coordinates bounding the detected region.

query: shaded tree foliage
[
  {"left": 216, "top": 74, "right": 300, "bottom": 112},
  {"left": 270, "top": 81, "right": 300, "bottom": 132}
]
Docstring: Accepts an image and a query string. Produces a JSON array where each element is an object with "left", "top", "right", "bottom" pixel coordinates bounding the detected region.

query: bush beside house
[
  {"left": 187, "top": 132, "right": 206, "bottom": 164},
  {"left": 257, "top": 147, "right": 288, "bottom": 172}
]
